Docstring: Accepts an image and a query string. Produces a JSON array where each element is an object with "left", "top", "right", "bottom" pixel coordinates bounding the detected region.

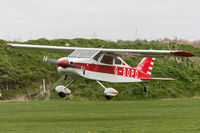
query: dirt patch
[
  {"left": 0, "top": 96, "right": 28, "bottom": 102},
  {"left": 0, "top": 89, "right": 50, "bottom": 102}
]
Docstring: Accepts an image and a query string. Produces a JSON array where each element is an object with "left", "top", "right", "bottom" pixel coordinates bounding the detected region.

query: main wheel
[
  {"left": 58, "top": 92, "right": 66, "bottom": 98},
  {"left": 105, "top": 95, "right": 113, "bottom": 100}
]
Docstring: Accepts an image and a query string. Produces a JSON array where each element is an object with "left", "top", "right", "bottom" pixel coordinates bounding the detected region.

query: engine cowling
[{"left": 104, "top": 88, "right": 119, "bottom": 97}]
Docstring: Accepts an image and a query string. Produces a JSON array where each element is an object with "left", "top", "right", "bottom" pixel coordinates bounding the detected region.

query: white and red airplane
[{"left": 7, "top": 43, "right": 195, "bottom": 99}]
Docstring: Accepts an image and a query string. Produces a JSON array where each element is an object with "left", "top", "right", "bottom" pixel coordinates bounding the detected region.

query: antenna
[
  {"left": 135, "top": 28, "right": 138, "bottom": 40},
  {"left": 92, "top": 32, "right": 97, "bottom": 39}
]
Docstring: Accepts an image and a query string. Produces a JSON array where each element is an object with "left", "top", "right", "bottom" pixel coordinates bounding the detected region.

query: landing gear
[
  {"left": 64, "top": 75, "right": 68, "bottom": 80},
  {"left": 144, "top": 85, "right": 149, "bottom": 96},
  {"left": 55, "top": 80, "right": 75, "bottom": 98},
  {"left": 58, "top": 92, "right": 67, "bottom": 98},
  {"left": 96, "top": 80, "right": 118, "bottom": 100},
  {"left": 144, "top": 85, "right": 148, "bottom": 93},
  {"left": 105, "top": 95, "right": 113, "bottom": 100}
]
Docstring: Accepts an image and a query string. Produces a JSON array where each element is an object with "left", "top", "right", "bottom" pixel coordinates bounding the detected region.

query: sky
[{"left": 0, "top": 0, "right": 200, "bottom": 41}]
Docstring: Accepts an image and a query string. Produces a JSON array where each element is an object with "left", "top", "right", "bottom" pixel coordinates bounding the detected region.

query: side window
[
  {"left": 100, "top": 55, "right": 113, "bottom": 65},
  {"left": 115, "top": 58, "right": 122, "bottom": 65}
]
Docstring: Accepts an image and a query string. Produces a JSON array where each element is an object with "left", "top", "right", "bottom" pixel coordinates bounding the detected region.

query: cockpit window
[
  {"left": 100, "top": 55, "right": 113, "bottom": 65},
  {"left": 115, "top": 58, "right": 122, "bottom": 65}
]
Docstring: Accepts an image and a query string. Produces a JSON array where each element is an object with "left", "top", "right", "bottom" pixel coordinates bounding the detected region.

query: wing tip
[{"left": 171, "top": 51, "right": 195, "bottom": 57}]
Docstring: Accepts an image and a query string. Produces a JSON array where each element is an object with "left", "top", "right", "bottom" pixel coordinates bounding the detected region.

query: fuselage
[{"left": 57, "top": 57, "right": 149, "bottom": 83}]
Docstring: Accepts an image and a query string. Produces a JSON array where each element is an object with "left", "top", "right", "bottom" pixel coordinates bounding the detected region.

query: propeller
[
  {"left": 43, "top": 56, "right": 81, "bottom": 69},
  {"left": 43, "top": 56, "right": 58, "bottom": 64}
]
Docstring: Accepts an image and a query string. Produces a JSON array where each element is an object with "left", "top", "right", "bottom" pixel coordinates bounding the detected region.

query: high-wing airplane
[{"left": 6, "top": 43, "right": 195, "bottom": 99}]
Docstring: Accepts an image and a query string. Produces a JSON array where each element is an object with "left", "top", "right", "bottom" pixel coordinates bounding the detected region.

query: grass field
[{"left": 0, "top": 99, "right": 200, "bottom": 133}]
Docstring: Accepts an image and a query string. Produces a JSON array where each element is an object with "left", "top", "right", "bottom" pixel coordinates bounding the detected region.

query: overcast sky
[{"left": 0, "top": 0, "right": 200, "bottom": 41}]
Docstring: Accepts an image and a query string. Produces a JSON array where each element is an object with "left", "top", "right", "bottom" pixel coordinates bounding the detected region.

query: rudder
[{"left": 136, "top": 58, "right": 155, "bottom": 76}]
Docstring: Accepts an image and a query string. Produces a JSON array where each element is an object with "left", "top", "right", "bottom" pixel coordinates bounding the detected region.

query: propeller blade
[{"left": 43, "top": 56, "right": 58, "bottom": 64}]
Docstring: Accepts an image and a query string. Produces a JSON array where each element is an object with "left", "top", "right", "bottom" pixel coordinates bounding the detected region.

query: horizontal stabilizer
[{"left": 141, "top": 78, "right": 176, "bottom": 81}]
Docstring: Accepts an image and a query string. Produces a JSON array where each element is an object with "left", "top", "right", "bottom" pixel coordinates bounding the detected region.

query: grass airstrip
[{"left": 0, "top": 99, "right": 200, "bottom": 133}]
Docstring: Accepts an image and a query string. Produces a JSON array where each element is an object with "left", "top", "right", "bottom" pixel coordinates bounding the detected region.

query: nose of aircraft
[{"left": 57, "top": 59, "right": 69, "bottom": 68}]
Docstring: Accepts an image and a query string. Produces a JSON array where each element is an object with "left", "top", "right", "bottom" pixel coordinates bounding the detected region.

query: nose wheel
[
  {"left": 55, "top": 80, "right": 75, "bottom": 98},
  {"left": 58, "top": 92, "right": 67, "bottom": 98}
]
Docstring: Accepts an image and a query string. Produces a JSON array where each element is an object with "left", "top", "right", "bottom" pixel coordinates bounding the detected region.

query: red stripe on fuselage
[{"left": 73, "top": 63, "right": 150, "bottom": 79}]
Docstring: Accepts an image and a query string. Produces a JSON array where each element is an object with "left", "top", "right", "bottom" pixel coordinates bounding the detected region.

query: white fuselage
[{"left": 57, "top": 57, "right": 142, "bottom": 83}]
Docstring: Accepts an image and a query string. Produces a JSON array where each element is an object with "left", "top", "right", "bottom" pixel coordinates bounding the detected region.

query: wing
[
  {"left": 7, "top": 43, "right": 75, "bottom": 55},
  {"left": 6, "top": 43, "right": 195, "bottom": 57}
]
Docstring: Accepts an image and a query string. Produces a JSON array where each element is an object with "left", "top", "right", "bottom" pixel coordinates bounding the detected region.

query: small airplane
[{"left": 6, "top": 43, "right": 195, "bottom": 99}]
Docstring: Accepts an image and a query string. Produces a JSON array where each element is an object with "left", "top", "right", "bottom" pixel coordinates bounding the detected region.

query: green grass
[{"left": 0, "top": 99, "right": 200, "bottom": 133}]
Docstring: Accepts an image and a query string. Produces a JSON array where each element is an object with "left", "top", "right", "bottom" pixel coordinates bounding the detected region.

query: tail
[
  {"left": 136, "top": 58, "right": 176, "bottom": 81},
  {"left": 136, "top": 58, "right": 155, "bottom": 77}
]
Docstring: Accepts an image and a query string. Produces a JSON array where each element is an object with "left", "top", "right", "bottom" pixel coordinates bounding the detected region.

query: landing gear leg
[
  {"left": 96, "top": 80, "right": 106, "bottom": 90},
  {"left": 64, "top": 75, "right": 68, "bottom": 80},
  {"left": 65, "top": 80, "right": 75, "bottom": 88}
]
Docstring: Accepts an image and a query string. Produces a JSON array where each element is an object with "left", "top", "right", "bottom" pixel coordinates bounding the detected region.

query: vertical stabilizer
[{"left": 136, "top": 58, "right": 155, "bottom": 77}]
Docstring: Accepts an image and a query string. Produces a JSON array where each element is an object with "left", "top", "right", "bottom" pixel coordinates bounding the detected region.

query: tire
[
  {"left": 105, "top": 95, "right": 113, "bottom": 100},
  {"left": 144, "top": 86, "right": 148, "bottom": 93},
  {"left": 58, "top": 92, "right": 66, "bottom": 98}
]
